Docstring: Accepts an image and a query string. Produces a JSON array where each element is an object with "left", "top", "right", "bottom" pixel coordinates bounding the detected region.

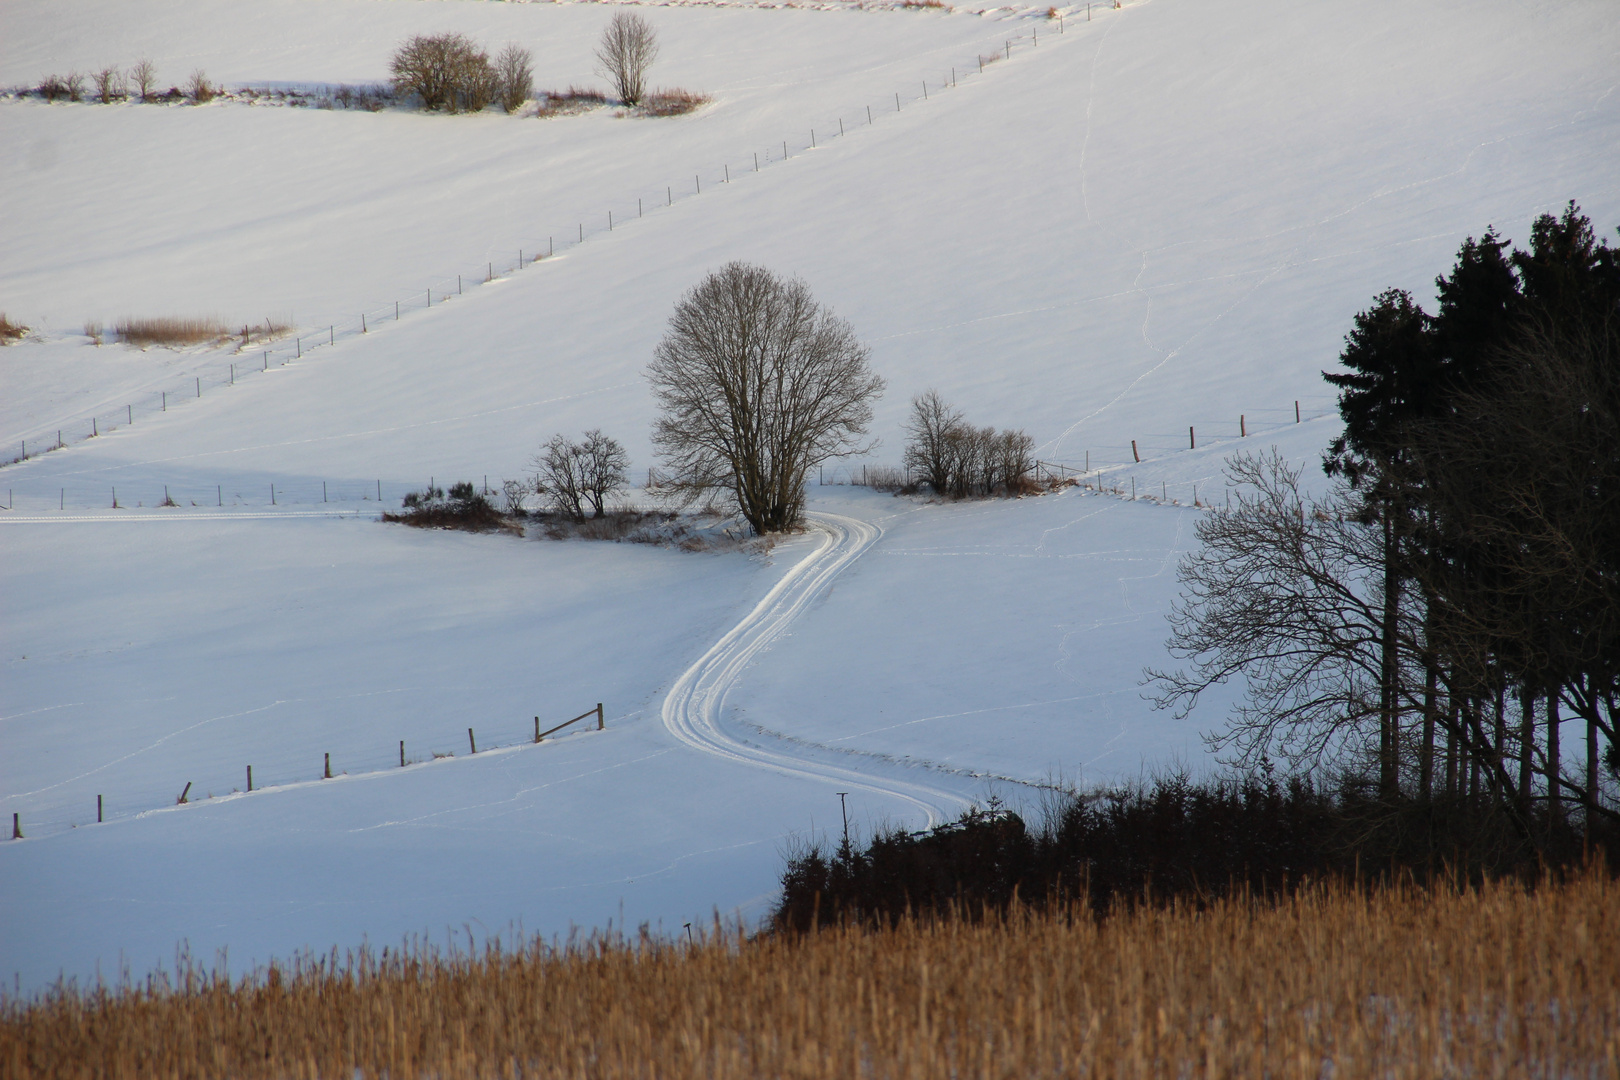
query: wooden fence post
[
  {"left": 1131, "top": 440, "right": 1139, "bottom": 463},
  {"left": 324, "top": 753, "right": 331, "bottom": 779},
  {"left": 11, "top": 813, "right": 19, "bottom": 839},
  {"left": 247, "top": 765, "right": 253, "bottom": 792},
  {"left": 1189, "top": 426, "right": 1195, "bottom": 449},
  {"left": 1240, "top": 414, "right": 1246, "bottom": 437},
  {"left": 597, "top": 703, "right": 605, "bottom": 730},
  {"left": 468, "top": 728, "right": 477, "bottom": 754},
  {"left": 400, "top": 740, "right": 406, "bottom": 767}
]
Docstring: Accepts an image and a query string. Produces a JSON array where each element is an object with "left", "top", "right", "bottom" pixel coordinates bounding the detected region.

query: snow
[{"left": 2, "top": 0, "right": 1618, "bottom": 993}]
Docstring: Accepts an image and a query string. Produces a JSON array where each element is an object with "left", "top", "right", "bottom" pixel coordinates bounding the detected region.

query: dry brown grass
[
  {"left": 534, "top": 85, "right": 609, "bottom": 117},
  {"left": 114, "top": 316, "right": 229, "bottom": 348},
  {"left": 0, "top": 313, "right": 26, "bottom": 344},
  {"left": 4, "top": 872, "right": 1617, "bottom": 1078},
  {"left": 640, "top": 88, "right": 711, "bottom": 117}
]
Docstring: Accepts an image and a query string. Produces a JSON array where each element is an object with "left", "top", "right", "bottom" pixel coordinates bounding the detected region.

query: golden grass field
[{"left": 4, "top": 872, "right": 1616, "bottom": 1078}]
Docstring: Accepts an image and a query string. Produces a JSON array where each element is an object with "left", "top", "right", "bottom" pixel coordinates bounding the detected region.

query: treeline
[
  {"left": 1151, "top": 202, "right": 1619, "bottom": 843},
  {"left": 775, "top": 774, "right": 1618, "bottom": 931}
]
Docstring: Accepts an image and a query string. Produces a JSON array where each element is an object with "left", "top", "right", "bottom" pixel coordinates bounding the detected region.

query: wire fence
[
  {"left": 0, "top": 475, "right": 531, "bottom": 514},
  {"left": 5, "top": 704, "right": 610, "bottom": 845},
  {"left": 3, "top": 8, "right": 1114, "bottom": 472}
]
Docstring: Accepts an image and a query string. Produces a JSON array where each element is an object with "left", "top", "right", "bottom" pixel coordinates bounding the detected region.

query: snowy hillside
[{"left": 2, "top": 0, "right": 1616, "bottom": 992}]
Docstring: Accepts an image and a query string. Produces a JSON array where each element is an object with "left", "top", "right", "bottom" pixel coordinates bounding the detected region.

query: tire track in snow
[{"left": 661, "top": 510, "right": 970, "bottom": 830}]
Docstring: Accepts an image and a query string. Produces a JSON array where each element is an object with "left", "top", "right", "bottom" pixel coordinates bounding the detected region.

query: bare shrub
[
  {"left": 501, "top": 479, "right": 529, "bottom": 515},
  {"left": 385, "top": 482, "right": 515, "bottom": 533},
  {"left": 456, "top": 49, "right": 496, "bottom": 112},
  {"left": 130, "top": 59, "right": 156, "bottom": 102},
  {"left": 83, "top": 320, "right": 103, "bottom": 344},
  {"left": 901, "top": 0, "right": 950, "bottom": 9},
  {"left": 38, "top": 74, "right": 71, "bottom": 101},
  {"left": 641, "top": 88, "right": 709, "bottom": 117},
  {"left": 535, "top": 86, "right": 609, "bottom": 118},
  {"left": 649, "top": 262, "right": 883, "bottom": 534},
  {"left": 0, "top": 313, "right": 27, "bottom": 344},
  {"left": 93, "top": 66, "right": 124, "bottom": 103},
  {"left": 391, "top": 32, "right": 487, "bottom": 112},
  {"left": 493, "top": 43, "right": 533, "bottom": 114},
  {"left": 186, "top": 70, "right": 215, "bottom": 104},
  {"left": 902, "top": 390, "right": 1035, "bottom": 497},
  {"left": 595, "top": 11, "right": 659, "bottom": 107},
  {"left": 65, "top": 71, "right": 85, "bottom": 101},
  {"left": 114, "top": 316, "right": 229, "bottom": 347},
  {"left": 997, "top": 429, "right": 1036, "bottom": 493},
  {"left": 534, "top": 431, "right": 629, "bottom": 520}
]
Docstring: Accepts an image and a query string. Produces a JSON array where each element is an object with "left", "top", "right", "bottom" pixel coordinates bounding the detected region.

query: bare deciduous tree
[
  {"left": 493, "top": 43, "right": 534, "bottom": 114},
  {"left": 903, "top": 390, "right": 963, "bottom": 495},
  {"left": 391, "top": 32, "right": 489, "bottom": 112},
  {"left": 501, "top": 479, "right": 529, "bottom": 515},
  {"left": 578, "top": 430, "right": 630, "bottom": 517},
  {"left": 902, "top": 390, "right": 1035, "bottom": 497},
  {"left": 595, "top": 11, "right": 659, "bottom": 106},
  {"left": 534, "top": 431, "right": 629, "bottom": 520},
  {"left": 1147, "top": 449, "right": 1390, "bottom": 773},
  {"left": 648, "top": 262, "right": 883, "bottom": 534},
  {"left": 94, "top": 66, "right": 124, "bottom": 103},
  {"left": 535, "top": 434, "right": 589, "bottom": 521},
  {"left": 130, "top": 59, "right": 156, "bottom": 102}
]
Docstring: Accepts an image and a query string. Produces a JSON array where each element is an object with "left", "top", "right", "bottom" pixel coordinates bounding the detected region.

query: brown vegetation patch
[
  {"left": 114, "top": 316, "right": 229, "bottom": 348},
  {"left": 383, "top": 483, "right": 518, "bottom": 535},
  {"left": 2, "top": 873, "right": 1614, "bottom": 1077},
  {"left": 0, "top": 313, "right": 27, "bottom": 345},
  {"left": 534, "top": 86, "right": 609, "bottom": 118},
  {"left": 640, "top": 88, "right": 711, "bottom": 117}
]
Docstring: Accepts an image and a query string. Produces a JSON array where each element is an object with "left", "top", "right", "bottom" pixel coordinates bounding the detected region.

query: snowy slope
[{"left": 2, "top": 0, "right": 1617, "bottom": 992}]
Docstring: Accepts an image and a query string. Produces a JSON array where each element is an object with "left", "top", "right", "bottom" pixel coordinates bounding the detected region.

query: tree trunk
[
  {"left": 1420, "top": 663, "right": 1438, "bottom": 802},
  {"left": 1588, "top": 715, "right": 1600, "bottom": 819},
  {"left": 1547, "top": 691, "right": 1561, "bottom": 821},
  {"left": 1379, "top": 512, "right": 1400, "bottom": 799},
  {"left": 1492, "top": 686, "right": 1506, "bottom": 806},
  {"left": 1517, "top": 686, "right": 1533, "bottom": 815},
  {"left": 1444, "top": 695, "right": 1459, "bottom": 799}
]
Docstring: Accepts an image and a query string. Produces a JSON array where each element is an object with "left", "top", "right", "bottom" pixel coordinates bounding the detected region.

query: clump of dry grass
[
  {"left": 640, "top": 88, "right": 711, "bottom": 117},
  {"left": 0, "top": 313, "right": 27, "bottom": 344},
  {"left": 900, "top": 0, "right": 951, "bottom": 10},
  {"left": 113, "top": 316, "right": 229, "bottom": 348},
  {"left": 534, "top": 85, "right": 609, "bottom": 118},
  {"left": 3, "top": 872, "right": 1615, "bottom": 1077}
]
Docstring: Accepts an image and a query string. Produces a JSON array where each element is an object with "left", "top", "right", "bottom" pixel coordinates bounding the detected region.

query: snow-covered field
[{"left": 2, "top": 0, "right": 1616, "bottom": 992}]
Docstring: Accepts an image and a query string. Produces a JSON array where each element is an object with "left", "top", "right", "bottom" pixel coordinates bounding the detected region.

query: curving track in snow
[{"left": 661, "top": 510, "right": 971, "bottom": 830}]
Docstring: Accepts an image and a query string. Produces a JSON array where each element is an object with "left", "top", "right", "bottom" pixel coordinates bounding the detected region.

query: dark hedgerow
[
  {"left": 384, "top": 481, "right": 516, "bottom": 533},
  {"left": 772, "top": 773, "right": 1620, "bottom": 933}
]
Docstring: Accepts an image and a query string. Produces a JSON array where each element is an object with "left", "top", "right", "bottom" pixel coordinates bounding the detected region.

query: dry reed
[
  {"left": 0, "top": 313, "right": 26, "bottom": 344},
  {"left": 114, "top": 316, "right": 228, "bottom": 347},
  {"left": 3, "top": 872, "right": 1616, "bottom": 1078},
  {"left": 640, "top": 88, "right": 711, "bottom": 117}
]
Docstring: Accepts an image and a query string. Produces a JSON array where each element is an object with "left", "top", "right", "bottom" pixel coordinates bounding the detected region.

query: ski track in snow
[{"left": 661, "top": 510, "right": 971, "bottom": 830}]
